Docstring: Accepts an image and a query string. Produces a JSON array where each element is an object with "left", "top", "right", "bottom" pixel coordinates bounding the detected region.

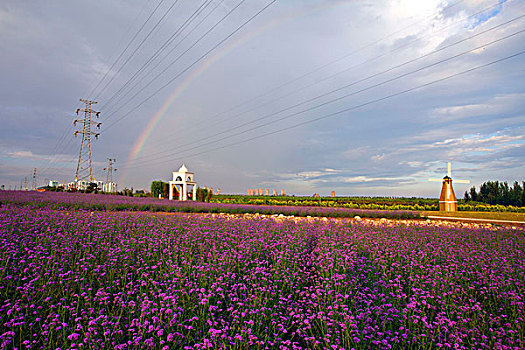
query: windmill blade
[
  {"left": 429, "top": 178, "right": 442, "bottom": 182},
  {"left": 454, "top": 180, "right": 470, "bottom": 184},
  {"left": 448, "top": 162, "right": 451, "bottom": 177}
]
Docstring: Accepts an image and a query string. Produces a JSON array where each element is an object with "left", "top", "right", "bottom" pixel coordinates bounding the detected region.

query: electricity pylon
[
  {"left": 32, "top": 168, "right": 37, "bottom": 190},
  {"left": 103, "top": 158, "right": 117, "bottom": 193},
  {"left": 73, "top": 99, "right": 101, "bottom": 184}
]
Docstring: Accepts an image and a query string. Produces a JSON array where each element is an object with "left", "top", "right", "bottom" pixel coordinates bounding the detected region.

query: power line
[
  {"left": 101, "top": 0, "right": 219, "bottom": 113},
  {"left": 130, "top": 0, "right": 509, "bottom": 152},
  {"left": 38, "top": 0, "right": 165, "bottom": 180},
  {"left": 42, "top": 0, "right": 510, "bottom": 182},
  {"left": 93, "top": 0, "right": 182, "bottom": 101},
  {"left": 41, "top": 0, "right": 247, "bottom": 182},
  {"left": 103, "top": 0, "right": 277, "bottom": 129},
  {"left": 123, "top": 49, "right": 525, "bottom": 170},
  {"left": 126, "top": 30, "right": 525, "bottom": 167},
  {"left": 87, "top": 0, "right": 165, "bottom": 99},
  {"left": 129, "top": 19, "right": 525, "bottom": 165},
  {"left": 187, "top": 0, "right": 466, "bottom": 124},
  {"left": 102, "top": 0, "right": 250, "bottom": 121},
  {"left": 44, "top": 0, "right": 492, "bottom": 175}
]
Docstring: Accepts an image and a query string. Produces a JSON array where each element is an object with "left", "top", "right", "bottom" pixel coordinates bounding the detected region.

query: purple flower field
[
  {"left": 1, "top": 202, "right": 524, "bottom": 349},
  {"left": 0, "top": 191, "right": 420, "bottom": 220}
]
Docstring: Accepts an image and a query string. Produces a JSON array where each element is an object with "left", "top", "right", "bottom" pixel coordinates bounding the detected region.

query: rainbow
[{"left": 121, "top": 2, "right": 341, "bottom": 183}]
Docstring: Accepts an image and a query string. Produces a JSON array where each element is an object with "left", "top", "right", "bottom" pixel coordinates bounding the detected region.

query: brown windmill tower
[{"left": 429, "top": 162, "right": 470, "bottom": 211}]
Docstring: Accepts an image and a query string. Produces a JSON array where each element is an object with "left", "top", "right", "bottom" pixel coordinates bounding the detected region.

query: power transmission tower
[
  {"left": 23, "top": 177, "right": 28, "bottom": 191},
  {"left": 32, "top": 168, "right": 37, "bottom": 190},
  {"left": 73, "top": 99, "right": 101, "bottom": 185},
  {"left": 103, "top": 158, "right": 117, "bottom": 193}
]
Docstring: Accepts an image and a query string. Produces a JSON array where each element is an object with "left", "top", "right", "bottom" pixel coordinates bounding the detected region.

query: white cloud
[
  {"left": 294, "top": 168, "right": 342, "bottom": 180},
  {"left": 403, "top": 161, "right": 424, "bottom": 167},
  {"left": 342, "top": 175, "right": 403, "bottom": 183},
  {"left": 342, "top": 146, "right": 370, "bottom": 160},
  {"left": 1, "top": 149, "right": 113, "bottom": 169},
  {"left": 5, "top": 150, "right": 76, "bottom": 163},
  {"left": 430, "top": 93, "right": 525, "bottom": 120},
  {"left": 7, "top": 150, "right": 35, "bottom": 159},
  {"left": 371, "top": 153, "right": 386, "bottom": 162}
]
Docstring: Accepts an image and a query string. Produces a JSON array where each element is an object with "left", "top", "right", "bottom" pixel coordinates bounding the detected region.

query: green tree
[
  {"left": 163, "top": 183, "right": 169, "bottom": 199},
  {"left": 464, "top": 180, "right": 524, "bottom": 206},
  {"left": 206, "top": 188, "right": 213, "bottom": 203},
  {"left": 195, "top": 187, "right": 211, "bottom": 202},
  {"left": 86, "top": 182, "right": 98, "bottom": 193},
  {"left": 151, "top": 181, "right": 166, "bottom": 198},
  {"left": 119, "top": 187, "right": 133, "bottom": 196}
]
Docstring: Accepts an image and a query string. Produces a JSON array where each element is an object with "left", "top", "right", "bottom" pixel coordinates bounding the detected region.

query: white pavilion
[{"left": 169, "top": 164, "right": 197, "bottom": 200}]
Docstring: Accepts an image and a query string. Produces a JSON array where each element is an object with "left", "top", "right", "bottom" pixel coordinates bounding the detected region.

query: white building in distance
[
  {"left": 48, "top": 180, "right": 60, "bottom": 188},
  {"left": 169, "top": 164, "right": 197, "bottom": 200},
  {"left": 103, "top": 182, "right": 117, "bottom": 193}
]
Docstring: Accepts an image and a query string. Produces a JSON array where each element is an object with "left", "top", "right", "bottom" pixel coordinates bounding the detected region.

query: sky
[{"left": 0, "top": 0, "right": 524, "bottom": 197}]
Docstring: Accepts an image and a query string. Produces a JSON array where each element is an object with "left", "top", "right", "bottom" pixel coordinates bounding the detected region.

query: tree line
[
  {"left": 464, "top": 181, "right": 525, "bottom": 207},
  {"left": 150, "top": 181, "right": 212, "bottom": 202}
]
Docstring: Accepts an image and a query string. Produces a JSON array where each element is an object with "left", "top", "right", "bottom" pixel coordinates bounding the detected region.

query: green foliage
[
  {"left": 150, "top": 181, "right": 166, "bottom": 198},
  {"left": 196, "top": 187, "right": 202, "bottom": 202},
  {"left": 85, "top": 182, "right": 99, "bottom": 193},
  {"left": 119, "top": 187, "right": 134, "bottom": 197},
  {"left": 211, "top": 195, "right": 439, "bottom": 211},
  {"left": 196, "top": 187, "right": 213, "bottom": 202},
  {"left": 163, "top": 183, "right": 169, "bottom": 199},
  {"left": 464, "top": 181, "right": 525, "bottom": 207},
  {"left": 212, "top": 193, "right": 525, "bottom": 212}
]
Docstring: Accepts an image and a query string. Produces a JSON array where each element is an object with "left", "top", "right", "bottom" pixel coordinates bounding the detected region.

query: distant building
[
  {"left": 169, "top": 164, "right": 197, "bottom": 201},
  {"left": 103, "top": 182, "right": 117, "bottom": 193},
  {"left": 71, "top": 180, "right": 103, "bottom": 191},
  {"left": 331, "top": 191, "right": 335, "bottom": 197},
  {"left": 75, "top": 180, "right": 88, "bottom": 191},
  {"left": 49, "top": 180, "right": 59, "bottom": 188}
]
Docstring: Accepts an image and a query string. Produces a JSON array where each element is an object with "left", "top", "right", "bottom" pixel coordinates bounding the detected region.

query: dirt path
[{"left": 134, "top": 210, "right": 524, "bottom": 230}]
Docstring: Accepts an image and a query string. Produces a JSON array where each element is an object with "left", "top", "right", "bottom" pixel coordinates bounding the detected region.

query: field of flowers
[
  {"left": 1, "top": 201, "right": 524, "bottom": 349},
  {"left": 0, "top": 191, "right": 420, "bottom": 220}
]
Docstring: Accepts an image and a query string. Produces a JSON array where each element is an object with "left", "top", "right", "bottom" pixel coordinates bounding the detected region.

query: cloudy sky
[{"left": 1, "top": 0, "right": 524, "bottom": 196}]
